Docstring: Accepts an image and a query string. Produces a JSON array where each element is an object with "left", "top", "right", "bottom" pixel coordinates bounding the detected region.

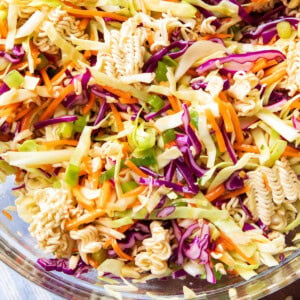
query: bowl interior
[{"left": 0, "top": 176, "right": 299, "bottom": 299}]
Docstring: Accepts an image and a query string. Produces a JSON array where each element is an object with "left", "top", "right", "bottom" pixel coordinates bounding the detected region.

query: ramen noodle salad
[{"left": 0, "top": 0, "right": 299, "bottom": 293}]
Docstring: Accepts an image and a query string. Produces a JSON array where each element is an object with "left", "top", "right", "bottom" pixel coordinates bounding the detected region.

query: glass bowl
[{"left": 0, "top": 176, "right": 299, "bottom": 299}]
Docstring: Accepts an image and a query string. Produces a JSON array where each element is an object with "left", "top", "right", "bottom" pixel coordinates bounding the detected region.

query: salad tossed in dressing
[{"left": 0, "top": 0, "right": 299, "bottom": 292}]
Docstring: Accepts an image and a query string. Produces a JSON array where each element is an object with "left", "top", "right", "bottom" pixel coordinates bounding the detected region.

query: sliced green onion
[
  {"left": 131, "top": 154, "right": 156, "bottom": 166},
  {"left": 36, "top": 54, "right": 49, "bottom": 70},
  {"left": 276, "top": 21, "right": 293, "bottom": 39},
  {"left": 74, "top": 115, "right": 87, "bottom": 133},
  {"left": 58, "top": 122, "right": 73, "bottom": 139},
  {"left": 0, "top": 160, "right": 17, "bottom": 175},
  {"left": 190, "top": 109, "right": 199, "bottom": 128},
  {"left": 91, "top": 249, "right": 107, "bottom": 265},
  {"left": 121, "top": 181, "right": 139, "bottom": 193},
  {"left": 162, "top": 55, "right": 178, "bottom": 67},
  {"left": 19, "top": 140, "right": 38, "bottom": 152},
  {"left": 147, "top": 94, "right": 164, "bottom": 112},
  {"left": 99, "top": 165, "right": 117, "bottom": 183},
  {"left": 155, "top": 61, "right": 168, "bottom": 82},
  {"left": 162, "top": 129, "right": 176, "bottom": 144},
  {"left": 4, "top": 70, "right": 24, "bottom": 89},
  {"left": 128, "top": 123, "right": 156, "bottom": 152},
  {"left": 65, "top": 163, "right": 80, "bottom": 186}
]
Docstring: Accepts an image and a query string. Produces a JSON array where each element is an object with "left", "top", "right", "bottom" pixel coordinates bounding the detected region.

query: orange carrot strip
[
  {"left": 217, "top": 99, "right": 233, "bottom": 133},
  {"left": 111, "top": 239, "right": 134, "bottom": 261},
  {"left": 233, "top": 144, "right": 260, "bottom": 153},
  {"left": 263, "top": 61, "right": 287, "bottom": 77},
  {"left": 41, "top": 140, "right": 78, "bottom": 148},
  {"left": 39, "top": 85, "right": 75, "bottom": 121},
  {"left": 205, "top": 109, "right": 226, "bottom": 152},
  {"left": 222, "top": 186, "right": 249, "bottom": 200},
  {"left": 218, "top": 232, "right": 257, "bottom": 265},
  {"left": 124, "top": 160, "right": 148, "bottom": 178},
  {"left": 98, "top": 180, "right": 113, "bottom": 208},
  {"left": 225, "top": 102, "right": 245, "bottom": 144},
  {"left": 40, "top": 69, "right": 53, "bottom": 95},
  {"left": 63, "top": 6, "right": 128, "bottom": 22},
  {"left": 66, "top": 209, "right": 105, "bottom": 230},
  {"left": 250, "top": 58, "right": 267, "bottom": 73},
  {"left": 2, "top": 210, "right": 12, "bottom": 221},
  {"left": 283, "top": 150, "right": 300, "bottom": 158},
  {"left": 0, "top": 20, "right": 8, "bottom": 38},
  {"left": 82, "top": 93, "right": 96, "bottom": 115},
  {"left": 50, "top": 62, "right": 72, "bottom": 83},
  {"left": 205, "top": 184, "right": 226, "bottom": 202},
  {"left": 102, "top": 86, "right": 131, "bottom": 100},
  {"left": 117, "top": 223, "right": 134, "bottom": 233},
  {"left": 15, "top": 105, "right": 34, "bottom": 121},
  {"left": 78, "top": 18, "right": 90, "bottom": 30},
  {"left": 168, "top": 95, "right": 181, "bottom": 113},
  {"left": 163, "top": 0, "right": 179, "bottom": 2},
  {"left": 109, "top": 103, "right": 124, "bottom": 131},
  {"left": 186, "top": 68, "right": 198, "bottom": 77},
  {"left": 262, "top": 172, "right": 271, "bottom": 191},
  {"left": 122, "top": 185, "right": 146, "bottom": 198},
  {"left": 199, "top": 33, "right": 232, "bottom": 40},
  {"left": 261, "top": 69, "right": 287, "bottom": 86},
  {"left": 73, "top": 186, "right": 95, "bottom": 211},
  {"left": 119, "top": 97, "right": 139, "bottom": 105},
  {"left": 289, "top": 99, "right": 300, "bottom": 110}
]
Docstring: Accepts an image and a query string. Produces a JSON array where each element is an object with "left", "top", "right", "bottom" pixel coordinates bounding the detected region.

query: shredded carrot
[
  {"left": 0, "top": 20, "right": 8, "bottom": 38},
  {"left": 263, "top": 61, "right": 287, "bottom": 77},
  {"left": 186, "top": 68, "right": 198, "bottom": 77},
  {"left": 205, "top": 109, "right": 226, "bottom": 152},
  {"left": 283, "top": 149, "right": 300, "bottom": 158},
  {"left": 163, "top": 0, "right": 180, "bottom": 2},
  {"left": 66, "top": 209, "right": 105, "bottom": 230},
  {"left": 40, "top": 69, "right": 53, "bottom": 95},
  {"left": 73, "top": 186, "right": 95, "bottom": 211},
  {"left": 250, "top": 58, "right": 267, "bottom": 73},
  {"left": 2, "top": 209, "right": 12, "bottom": 221},
  {"left": 261, "top": 69, "right": 287, "bottom": 86},
  {"left": 109, "top": 103, "right": 124, "bottom": 131},
  {"left": 218, "top": 232, "right": 257, "bottom": 265},
  {"left": 225, "top": 102, "right": 245, "bottom": 144},
  {"left": 82, "top": 93, "right": 96, "bottom": 115},
  {"left": 168, "top": 95, "right": 181, "bottom": 113},
  {"left": 15, "top": 105, "right": 35, "bottom": 121},
  {"left": 222, "top": 186, "right": 249, "bottom": 200},
  {"left": 98, "top": 180, "right": 113, "bottom": 208},
  {"left": 217, "top": 99, "right": 233, "bottom": 133},
  {"left": 233, "top": 144, "right": 260, "bottom": 153},
  {"left": 102, "top": 85, "right": 131, "bottom": 100},
  {"left": 122, "top": 185, "right": 147, "bottom": 198},
  {"left": 164, "top": 140, "right": 177, "bottom": 149},
  {"left": 41, "top": 140, "right": 78, "bottom": 148},
  {"left": 103, "top": 238, "right": 112, "bottom": 249},
  {"left": 111, "top": 239, "right": 134, "bottom": 261},
  {"left": 124, "top": 160, "right": 148, "bottom": 178},
  {"left": 262, "top": 172, "right": 271, "bottom": 191},
  {"left": 205, "top": 184, "right": 226, "bottom": 202},
  {"left": 39, "top": 84, "right": 75, "bottom": 121},
  {"left": 64, "top": 6, "right": 128, "bottom": 22},
  {"left": 50, "top": 62, "right": 72, "bottom": 83},
  {"left": 119, "top": 97, "right": 139, "bottom": 105},
  {"left": 117, "top": 223, "right": 134, "bottom": 233},
  {"left": 200, "top": 33, "right": 232, "bottom": 40},
  {"left": 219, "top": 91, "right": 229, "bottom": 102},
  {"left": 78, "top": 18, "right": 90, "bottom": 30},
  {"left": 30, "top": 41, "right": 41, "bottom": 67},
  {"left": 289, "top": 99, "right": 300, "bottom": 110}
]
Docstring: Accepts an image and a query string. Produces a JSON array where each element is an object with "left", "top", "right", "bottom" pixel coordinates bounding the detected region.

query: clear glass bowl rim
[{"left": 0, "top": 228, "right": 299, "bottom": 300}]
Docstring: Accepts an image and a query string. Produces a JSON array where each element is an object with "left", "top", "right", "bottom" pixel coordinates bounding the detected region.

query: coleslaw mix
[{"left": 0, "top": 0, "right": 299, "bottom": 290}]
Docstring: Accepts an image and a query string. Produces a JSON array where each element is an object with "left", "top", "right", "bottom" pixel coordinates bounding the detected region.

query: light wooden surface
[{"left": 0, "top": 261, "right": 63, "bottom": 300}]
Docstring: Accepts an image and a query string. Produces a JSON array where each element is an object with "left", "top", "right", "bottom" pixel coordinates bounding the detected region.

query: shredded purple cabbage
[
  {"left": 225, "top": 171, "right": 244, "bottom": 191},
  {"left": 196, "top": 50, "right": 285, "bottom": 75},
  {"left": 0, "top": 45, "right": 25, "bottom": 64},
  {"left": 34, "top": 115, "right": 78, "bottom": 130}
]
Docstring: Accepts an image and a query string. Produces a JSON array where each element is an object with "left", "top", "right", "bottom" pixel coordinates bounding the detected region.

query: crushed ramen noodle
[{"left": 0, "top": 0, "right": 299, "bottom": 294}]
